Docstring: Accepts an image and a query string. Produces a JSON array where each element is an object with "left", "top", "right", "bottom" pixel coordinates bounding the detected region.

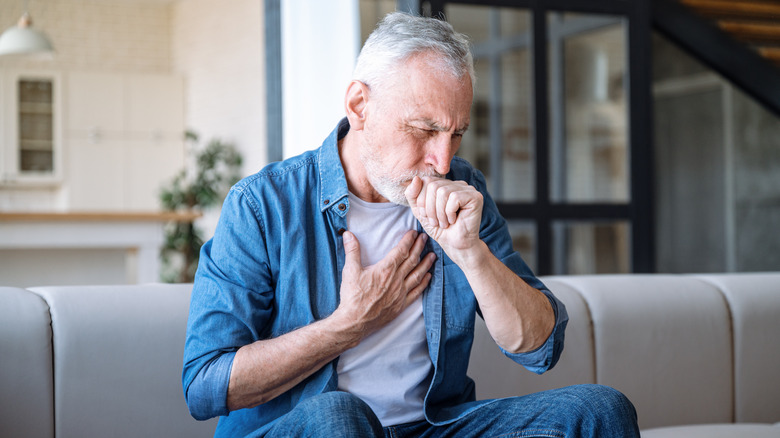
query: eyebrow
[{"left": 413, "top": 118, "right": 470, "bottom": 135}]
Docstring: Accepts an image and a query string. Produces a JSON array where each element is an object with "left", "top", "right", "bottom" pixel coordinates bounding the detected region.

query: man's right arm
[
  {"left": 225, "top": 230, "right": 434, "bottom": 411},
  {"left": 184, "top": 207, "right": 435, "bottom": 417}
]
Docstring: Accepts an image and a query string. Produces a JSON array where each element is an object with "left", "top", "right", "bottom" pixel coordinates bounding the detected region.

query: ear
[{"left": 344, "top": 80, "right": 369, "bottom": 131}]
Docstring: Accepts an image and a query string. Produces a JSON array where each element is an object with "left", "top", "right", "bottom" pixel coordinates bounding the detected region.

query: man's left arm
[{"left": 405, "top": 175, "right": 558, "bottom": 355}]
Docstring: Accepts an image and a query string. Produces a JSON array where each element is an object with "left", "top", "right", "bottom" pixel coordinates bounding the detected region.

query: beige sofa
[
  {"left": 1, "top": 273, "right": 778, "bottom": 437},
  {"left": 469, "top": 273, "right": 780, "bottom": 437}
]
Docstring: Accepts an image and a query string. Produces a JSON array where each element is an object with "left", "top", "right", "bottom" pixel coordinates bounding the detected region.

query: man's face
[{"left": 360, "top": 54, "right": 473, "bottom": 205}]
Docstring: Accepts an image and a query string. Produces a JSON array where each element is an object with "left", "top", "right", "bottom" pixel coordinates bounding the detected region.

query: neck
[{"left": 339, "top": 131, "right": 387, "bottom": 203}]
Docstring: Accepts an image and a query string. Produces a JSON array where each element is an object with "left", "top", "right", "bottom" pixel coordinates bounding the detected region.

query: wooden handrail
[
  {"left": 758, "top": 46, "right": 780, "bottom": 63},
  {"left": 718, "top": 21, "right": 780, "bottom": 42},
  {"left": 680, "top": 0, "right": 780, "bottom": 19}
]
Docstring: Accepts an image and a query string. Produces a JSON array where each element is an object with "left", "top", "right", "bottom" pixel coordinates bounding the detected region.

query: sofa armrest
[{"left": 0, "top": 287, "right": 54, "bottom": 438}]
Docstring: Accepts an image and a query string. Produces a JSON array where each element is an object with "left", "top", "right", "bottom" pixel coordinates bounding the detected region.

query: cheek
[{"left": 389, "top": 135, "right": 425, "bottom": 165}]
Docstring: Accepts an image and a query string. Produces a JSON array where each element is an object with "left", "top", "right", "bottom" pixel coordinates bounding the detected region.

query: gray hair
[{"left": 353, "top": 12, "right": 475, "bottom": 96}]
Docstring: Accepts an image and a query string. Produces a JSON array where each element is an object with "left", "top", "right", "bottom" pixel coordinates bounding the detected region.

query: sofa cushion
[
  {"left": 0, "top": 287, "right": 54, "bottom": 438},
  {"left": 468, "top": 278, "right": 596, "bottom": 399},
  {"left": 696, "top": 273, "right": 780, "bottom": 424},
  {"left": 30, "top": 284, "right": 217, "bottom": 438},
  {"left": 551, "top": 275, "right": 734, "bottom": 430},
  {"left": 641, "top": 423, "right": 780, "bottom": 438}
]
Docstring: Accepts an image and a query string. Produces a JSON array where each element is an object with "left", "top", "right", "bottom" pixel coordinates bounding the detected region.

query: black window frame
[{"left": 422, "top": 0, "right": 655, "bottom": 275}]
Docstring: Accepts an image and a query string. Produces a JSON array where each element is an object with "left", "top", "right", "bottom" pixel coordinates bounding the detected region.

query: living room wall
[{"left": 0, "top": 0, "right": 266, "bottom": 215}]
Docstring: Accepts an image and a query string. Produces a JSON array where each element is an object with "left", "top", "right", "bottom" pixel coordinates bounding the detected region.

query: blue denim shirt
[{"left": 182, "top": 118, "right": 568, "bottom": 437}]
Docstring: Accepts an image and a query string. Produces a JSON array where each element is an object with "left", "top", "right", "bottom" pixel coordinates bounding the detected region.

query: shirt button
[
  {"left": 338, "top": 203, "right": 346, "bottom": 211},
  {"left": 323, "top": 199, "right": 330, "bottom": 205},
  {"left": 337, "top": 228, "right": 346, "bottom": 235}
]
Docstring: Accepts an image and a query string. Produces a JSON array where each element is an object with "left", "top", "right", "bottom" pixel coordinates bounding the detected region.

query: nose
[{"left": 425, "top": 133, "right": 456, "bottom": 176}]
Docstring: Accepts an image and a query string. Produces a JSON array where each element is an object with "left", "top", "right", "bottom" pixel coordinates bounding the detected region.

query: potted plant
[{"left": 159, "top": 131, "right": 242, "bottom": 283}]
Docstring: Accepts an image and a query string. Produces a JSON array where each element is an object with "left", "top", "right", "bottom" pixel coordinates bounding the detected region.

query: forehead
[{"left": 388, "top": 54, "right": 473, "bottom": 126}]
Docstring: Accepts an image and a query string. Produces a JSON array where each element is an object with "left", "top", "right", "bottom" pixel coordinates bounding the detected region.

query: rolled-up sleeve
[
  {"left": 182, "top": 184, "right": 275, "bottom": 420},
  {"left": 471, "top": 162, "right": 568, "bottom": 374},
  {"left": 184, "top": 352, "right": 235, "bottom": 420}
]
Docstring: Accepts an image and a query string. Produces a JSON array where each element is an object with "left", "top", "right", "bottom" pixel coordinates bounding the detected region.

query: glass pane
[
  {"left": 655, "top": 88, "right": 727, "bottom": 273},
  {"left": 460, "top": 59, "right": 491, "bottom": 174},
  {"left": 359, "top": 0, "right": 397, "bottom": 44},
  {"left": 18, "top": 79, "right": 54, "bottom": 173},
  {"left": 507, "top": 220, "right": 536, "bottom": 273},
  {"left": 552, "top": 221, "right": 631, "bottom": 274},
  {"left": 652, "top": 32, "right": 780, "bottom": 273},
  {"left": 549, "top": 13, "right": 628, "bottom": 203},
  {"left": 448, "top": 5, "right": 534, "bottom": 202},
  {"left": 500, "top": 9, "right": 531, "bottom": 37},
  {"left": 500, "top": 48, "right": 534, "bottom": 201},
  {"left": 446, "top": 4, "right": 491, "bottom": 42}
]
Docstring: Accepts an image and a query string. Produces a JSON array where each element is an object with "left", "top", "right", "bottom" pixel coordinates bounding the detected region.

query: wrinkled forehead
[{"left": 392, "top": 60, "right": 473, "bottom": 131}]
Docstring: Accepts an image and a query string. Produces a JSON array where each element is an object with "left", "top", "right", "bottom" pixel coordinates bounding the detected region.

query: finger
[
  {"left": 404, "top": 251, "right": 436, "bottom": 284},
  {"left": 445, "top": 190, "right": 461, "bottom": 225},
  {"left": 436, "top": 185, "right": 451, "bottom": 228},
  {"left": 394, "top": 231, "right": 429, "bottom": 276},
  {"left": 382, "top": 229, "right": 418, "bottom": 270},
  {"left": 342, "top": 231, "right": 363, "bottom": 269},
  {"left": 404, "top": 176, "right": 423, "bottom": 208},
  {"left": 424, "top": 180, "right": 439, "bottom": 228},
  {"left": 409, "top": 231, "right": 428, "bottom": 258},
  {"left": 405, "top": 272, "right": 432, "bottom": 306}
]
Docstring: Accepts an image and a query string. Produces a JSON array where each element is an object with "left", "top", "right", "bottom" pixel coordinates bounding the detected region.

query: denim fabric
[
  {"left": 260, "top": 385, "right": 639, "bottom": 438},
  {"left": 182, "top": 118, "right": 569, "bottom": 437},
  {"left": 260, "top": 392, "right": 385, "bottom": 438},
  {"left": 383, "top": 385, "right": 640, "bottom": 438}
]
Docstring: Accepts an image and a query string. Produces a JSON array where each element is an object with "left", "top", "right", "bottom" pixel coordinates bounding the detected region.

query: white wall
[
  {"left": 281, "top": 0, "right": 361, "bottom": 159},
  {"left": 171, "top": 0, "right": 266, "bottom": 177},
  {"left": 0, "top": 0, "right": 173, "bottom": 73},
  {"left": 0, "top": 0, "right": 176, "bottom": 211},
  {"left": 170, "top": 0, "right": 265, "bottom": 236}
]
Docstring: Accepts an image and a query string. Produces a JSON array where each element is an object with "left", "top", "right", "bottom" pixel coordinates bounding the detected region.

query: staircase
[
  {"left": 653, "top": 0, "right": 780, "bottom": 116},
  {"left": 680, "top": 0, "right": 780, "bottom": 68}
]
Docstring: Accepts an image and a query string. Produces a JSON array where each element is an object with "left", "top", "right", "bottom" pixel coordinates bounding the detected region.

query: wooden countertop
[{"left": 0, "top": 211, "right": 202, "bottom": 222}]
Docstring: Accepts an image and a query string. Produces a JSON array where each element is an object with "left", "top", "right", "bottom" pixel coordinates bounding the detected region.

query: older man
[{"left": 183, "top": 12, "right": 639, "bottom": 438}]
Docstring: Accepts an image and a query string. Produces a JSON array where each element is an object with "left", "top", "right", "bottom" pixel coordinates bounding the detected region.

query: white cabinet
[
  {"left": 1, "top": 70, "right": 63, "bottom": 186},
  {"left": 65, "top": 72, "right": 185, "bottom": 211}
]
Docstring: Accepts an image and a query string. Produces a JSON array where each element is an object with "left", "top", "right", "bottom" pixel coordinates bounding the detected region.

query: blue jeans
[{"left": 261, "top": 384, "right": 639, "bottom": 437}]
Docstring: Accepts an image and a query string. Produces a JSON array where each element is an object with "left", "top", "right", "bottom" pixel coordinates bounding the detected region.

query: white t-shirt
[{"left": 337, "top": 193, "right": 432, "bottom": 426}]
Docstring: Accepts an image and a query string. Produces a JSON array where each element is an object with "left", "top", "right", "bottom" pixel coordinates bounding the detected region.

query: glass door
[{"left": 421, "top": 0, "right": 654, "bottom": 275}]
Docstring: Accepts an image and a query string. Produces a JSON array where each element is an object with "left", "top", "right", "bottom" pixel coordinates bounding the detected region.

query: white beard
[{"left": 360, "top": 138, "right": 442, "bottom": 206}]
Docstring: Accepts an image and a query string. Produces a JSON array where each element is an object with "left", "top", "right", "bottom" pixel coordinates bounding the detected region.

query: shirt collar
[{"left": 318, "top": 117, "right": 351, "bottom": 214}]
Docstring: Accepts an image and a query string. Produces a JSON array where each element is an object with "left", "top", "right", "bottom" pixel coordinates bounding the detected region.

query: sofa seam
[
  {"left": 687, "top": 275, "right": 737, "bottom": 424},
  {"left": 25, "top": 287, "right": 58, "bottom": 436},
  {"left": 542, "top": 276, "right": 598, "bottom": 385}
]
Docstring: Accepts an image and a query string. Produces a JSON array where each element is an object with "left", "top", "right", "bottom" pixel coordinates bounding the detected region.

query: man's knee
[
  {"left": 565, "top": 384, "right": 638, "bottom": 432},
  {"left": 269, "top": 391, "right": 383, "bottom": 437},
  {"left": 579, "top": 384, "right": 636, "bottom": 415},
  {"left": 299, "top": 391, "right": 376, "bottom": 418}
]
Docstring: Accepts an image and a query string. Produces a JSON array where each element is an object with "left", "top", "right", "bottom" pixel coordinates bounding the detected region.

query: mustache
[{"left": 400, "top": 170, "right": 445, "bottom": 183}]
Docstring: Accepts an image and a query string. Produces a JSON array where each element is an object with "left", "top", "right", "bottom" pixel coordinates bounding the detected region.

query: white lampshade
[{"left": 0, "top": 12, "right": 54, "bottom": 57}]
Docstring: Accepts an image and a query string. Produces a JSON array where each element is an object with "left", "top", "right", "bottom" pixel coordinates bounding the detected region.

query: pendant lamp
[{"left": 0, "top": 11, "right": 55, "bottom": 57}]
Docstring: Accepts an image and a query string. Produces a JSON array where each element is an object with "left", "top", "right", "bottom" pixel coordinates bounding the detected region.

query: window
[
  {"left": 427, "top": 0, "right": 653, "bottom": 275},
  {"left": 18, "top": 79, "right": 55, "bottom": 173}
]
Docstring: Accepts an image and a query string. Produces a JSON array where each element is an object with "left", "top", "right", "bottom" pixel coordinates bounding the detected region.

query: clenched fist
[{"left": 404, "top": 176, "right": 484, "bottom": 266}]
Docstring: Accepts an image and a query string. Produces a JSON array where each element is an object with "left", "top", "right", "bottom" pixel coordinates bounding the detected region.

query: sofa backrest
[
  {"left": 696, "top": 274, "right": 780, "bottom": 423},
  {"left": 0, "top": 287, "right": 54, "bottom": 438},
  {"left": 4, "top": 273, "right": 778, "bottom": 436},
  {"left": 559, "top": 275, "right": 734, "bottom": 430},
  {"left": 468, "top": 278, "right": 597, "bottom": 398},
  {"left": 29, "top": 284, "right": 217, "bottom": 438},
  {"left": 469, "top": 273, "right": 780, "bottom": 431}
]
